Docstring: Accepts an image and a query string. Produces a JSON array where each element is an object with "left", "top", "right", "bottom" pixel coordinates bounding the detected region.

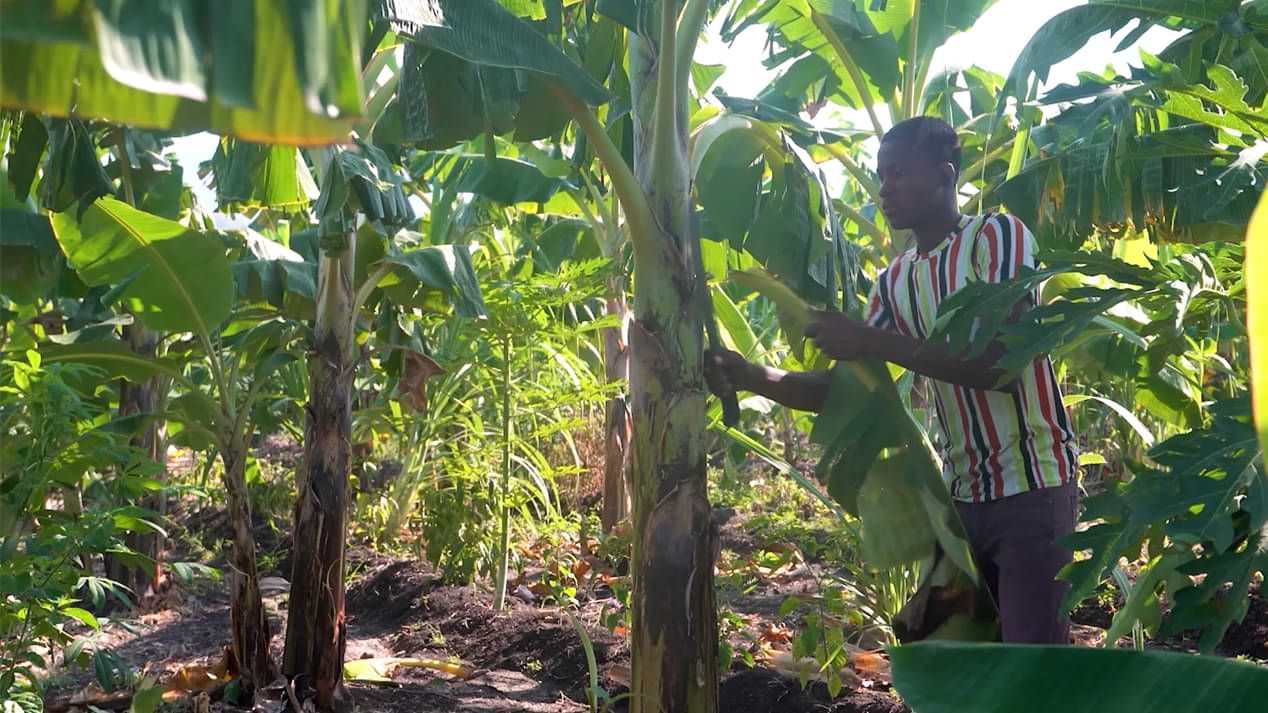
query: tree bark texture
[
  {"left": 626, "top": 9, "right": 720, "bottom": 713},
  {"left": 284, "top": 241, "right": 354, "bottom": 710},
  {"left": 106, "top": 323, "right": 165, "bottom": 603},
  {"left": 600, "top": 289, "right": 631, "bottom": 533},
  {"left": 221, "top": 441, "right": 273, "bottom": 692}
]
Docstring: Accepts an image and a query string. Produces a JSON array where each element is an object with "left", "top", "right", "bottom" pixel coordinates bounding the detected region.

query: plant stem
[
  {"left": 835, "top": 200, "right": 889, "bottom": 245},
  {"left": 822, "top": 143, "right": 881, "bottom": 206},
  {"left": 492, "top": 335, "right": 513, "bottom": 612},
  {"left": 958, "top": 137, "right": 1015, "bottom": 190},
  {"left": 675, "top": 0, "right": 710, "bottom": 100},
  {"left": 813, "top": 11, "right": 885, "bottom": 139},
  {"left": 903, "top": 0, "right": 921, "bottom": 118},
  {"left": 551, "top": 85, "right": 658, "bottom": 258},
  {"left": 651, "top": 0, "right": 683, "bottom": 220},
  {"left": 351, "top": 262, "right": 395, "bottom": 320},
  {"left": 116, "top": 130, "right": 137, "bottom": 206}
]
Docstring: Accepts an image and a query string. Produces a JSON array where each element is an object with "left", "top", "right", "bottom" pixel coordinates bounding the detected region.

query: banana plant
[
  {"left": 281, "top": 138, "right": 486, "bottom": 707},
  {"left": 26, "top": 152, "right": 481, "bottom": 705},
  {"left": 565, "top": 3, "right": 723, "bottom": 708},
  {"left": 374, "top": 0, "right": 724, "bottom": 707},
  {"left": 42, "top": 196, "right": 279, "bottom": 692},
  {"left": 993, "top": 2, "right": 1268, "bottom": 247}
]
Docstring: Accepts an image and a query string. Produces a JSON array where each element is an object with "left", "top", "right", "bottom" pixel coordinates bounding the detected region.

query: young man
[{"left": 706, "top": 117, "right": 1080, "bottom": 644}]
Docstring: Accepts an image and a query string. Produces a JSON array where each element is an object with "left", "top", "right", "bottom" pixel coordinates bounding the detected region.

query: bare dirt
[
  {"left": 1068, "top": 581, "right": 1268, "bottom": 662},
  {"left": 44, "top": 441, "right": 1262, "bottom": 713},
  {"left": 720, "top": 670, "right": 907, "bottom": 713},
  {"left": 46, "top": 535, "right": 906, "bottom": 713}
]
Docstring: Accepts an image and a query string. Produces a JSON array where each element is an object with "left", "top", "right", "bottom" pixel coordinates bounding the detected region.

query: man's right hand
[{"left": 705, "top": 348, "right": 755, "bottom": 397}]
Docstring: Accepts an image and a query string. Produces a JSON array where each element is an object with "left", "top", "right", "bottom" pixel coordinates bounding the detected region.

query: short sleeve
[
  {"left": 971, "top": 213, "right": 1040, "bottom": 308},
  {"left": 972, "top": 213, "right": 1037, "bottom": 284},
  {"left": 863, "top": 268, "right": 895, "bottom": 331}
]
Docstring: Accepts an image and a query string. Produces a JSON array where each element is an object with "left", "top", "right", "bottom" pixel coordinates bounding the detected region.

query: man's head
[{"left": 876, "top": 117, "right": 961, "bottom": 230}]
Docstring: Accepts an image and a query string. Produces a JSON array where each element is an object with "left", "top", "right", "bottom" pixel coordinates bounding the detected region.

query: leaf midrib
[{"left": 97, "top": 199, "right": 212, "bottom": 340}]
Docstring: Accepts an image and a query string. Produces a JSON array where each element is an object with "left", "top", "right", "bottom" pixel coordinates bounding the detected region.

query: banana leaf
[
  {"left": 1249, "top": 190, "right": 1268, "bottom": 468},
  {"left": 731, "top": 268, "right": 985, "bottom": 640},
  {"left": 891, "top": 642, "right": 1268, "bottom": 713},
  {"left": 0, "top": 1, "right": 366, "bottom": 145}
]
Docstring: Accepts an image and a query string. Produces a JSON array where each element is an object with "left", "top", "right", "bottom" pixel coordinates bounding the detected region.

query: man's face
[{"left": 876, "top": 140, "right": 946, "bottom": 230}]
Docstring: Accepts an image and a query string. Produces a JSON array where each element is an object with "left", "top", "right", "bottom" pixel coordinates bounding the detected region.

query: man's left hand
[{"left": 806, "top": 311, "right": 872, "bottom": 361}]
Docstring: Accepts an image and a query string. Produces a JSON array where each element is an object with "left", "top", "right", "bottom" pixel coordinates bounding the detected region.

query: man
[{"left": 706, "top": 116, "right": 1079, "bottom": 644}]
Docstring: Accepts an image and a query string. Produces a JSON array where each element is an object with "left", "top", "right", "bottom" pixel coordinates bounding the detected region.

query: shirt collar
[{"left": 913, "top": 214, "right": 976, "bottom": 259}]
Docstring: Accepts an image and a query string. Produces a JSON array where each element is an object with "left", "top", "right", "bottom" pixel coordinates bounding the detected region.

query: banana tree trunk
[
  {"left": 221, "top": 437, "right": 273, "bottom": 692},
  {"left": 106, "top": 324, "right": 165, "bottom": 603},
  {"left": 600, "top": 289, "right": 631, "bottom": 533},
  {"left": 626, "top": 5, "right": 719, "bottom": 711},
  {"left": 284, "top": 239, "right": 354, "bottom": 709}
]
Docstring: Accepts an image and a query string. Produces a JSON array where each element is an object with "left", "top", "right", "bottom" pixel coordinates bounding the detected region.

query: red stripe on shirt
[
  {"left": 1016, "top": 372, "right": 1047, "bottom": 486},
  {"left": 887, "top": 259, "right": 914, "bottom": 337},
  {"left": 1011, "top": 216, "right": 1026, "bottom": 277},
  {"left": 1032, "top": 360, "right": 1071, "bottom": 478},
  {"left": 944, "top": 233, "right": 989, "bottom": 501},
  {"left": 972, "top": 389, "right": 1007, "bottom": 498},
  {"left": 952, "top": 388, "right": 984, "bottom": 502},
  {"left": 986, "top": 221, "right": 1002, "bottom": 282}
]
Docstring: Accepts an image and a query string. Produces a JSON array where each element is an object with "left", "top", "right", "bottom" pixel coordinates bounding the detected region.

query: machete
[{"left": 693, "top": 237, "right": 741, "bottom": 428}]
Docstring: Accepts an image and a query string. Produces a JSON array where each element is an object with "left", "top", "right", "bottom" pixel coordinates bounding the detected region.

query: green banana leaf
[
  {"left": 1246, "top": 179, "right": 1268, "bottom": 467},
  {"left": 729, "top": 268, "right": 976, "bottom": 579},
  {"left": 999, "top": 0, "right": 1263, "bottom": 110},
  {"left": 380, "top": 245, "right": 487, "bottom": 318},
  {"left": 375, "top": 0, "right": 607, "bottom": 148},
  {"left": 209, "top": 139, "right": 314, "bottom": 210},
  {"left": 377, "top": 0, "right": 607, "bottom": 106},
  {"left": 38, "top": 340, "right": 185, "bottom": 383},
  {"left": 51, "top": 197, "right": 234, "bottom": 336},
  {"left": 232, "top": 259, "right": 320, "bottom": 321},
  {"left": 0, "top": 1, "right": 366, "bottom": 145},
  {"left": 891, "top": 642, "right": 1268, "bottom": 713},
  {"left": 0, "top": 209, "right": 61, "bottom": 303}
]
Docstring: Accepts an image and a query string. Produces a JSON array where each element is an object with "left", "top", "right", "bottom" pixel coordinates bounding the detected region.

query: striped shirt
[{"left": 865, "top": 213, "right": 1078, "bottom": 503}]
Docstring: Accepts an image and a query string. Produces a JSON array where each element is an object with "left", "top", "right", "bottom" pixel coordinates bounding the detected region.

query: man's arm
[
  {"left": 807, "top": 309, "right": 1018, "bottom": 391},
  {"left": 706, "top": 350, "right": 832, "bottom": 413},
  {"left": 742, "top": 364, "right": 833, "bottom": 413},
  {"left": 863, "top": 326, "right": 1008, "bottom": 391}
]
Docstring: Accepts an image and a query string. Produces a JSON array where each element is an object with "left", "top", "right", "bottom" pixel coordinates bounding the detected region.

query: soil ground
[
  {"left": 44, "top": 549, "right": 907, "bottom": 712},
  {"left": 47, "top": 517, "right": 1268, "bottom": 713},
  {"left": 41, "top": 440, "right": 1266, "bottom": 713}
]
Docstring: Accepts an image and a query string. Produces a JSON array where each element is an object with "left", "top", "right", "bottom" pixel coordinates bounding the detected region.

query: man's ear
[{"left": 940, "top": 162, "right": 957, "bottom": 188}]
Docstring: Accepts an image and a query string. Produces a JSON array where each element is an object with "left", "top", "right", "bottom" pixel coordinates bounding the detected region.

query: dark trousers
[{"left": 955, "top": 483, "right": 1079, "bottom": 644}]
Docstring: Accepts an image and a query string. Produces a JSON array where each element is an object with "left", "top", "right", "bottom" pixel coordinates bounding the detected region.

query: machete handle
[{"left": 720, "top": 390, "right": 741, "bottom": 428}]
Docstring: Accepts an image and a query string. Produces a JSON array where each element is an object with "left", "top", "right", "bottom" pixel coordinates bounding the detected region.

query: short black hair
[{"left": 881, "top": 117, "right": 961, "bottom": 174}]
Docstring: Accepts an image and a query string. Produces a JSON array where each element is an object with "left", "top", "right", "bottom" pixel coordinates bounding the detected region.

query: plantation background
[{"left": 1, "top": 1, "right": 1266, "bottom": 712}]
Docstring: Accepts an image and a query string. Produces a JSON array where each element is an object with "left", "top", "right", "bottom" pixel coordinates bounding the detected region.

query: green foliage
[
  {"left": 208, "top": 139, "right": 314, "bottom": 211},
  {"left": 1065, "top": 398, "right": 1266, "bottom": 652},
  {"left": 999, "top": 0, "right": 1264, "bottom": 110},
  {"left": 353, "top": 235, "right": 615, "bottom": 585},
  {"left": 0, "top": 353, "right": 161, "bottom": 704},
  {"left": 51, "top": 197, "right": 234, "bottom": 334},
  {"left": 0, "top": 1, "right": 368, "bottom": 144},
  {"left": 374, "top": 0, "right": 607, "bottom": 148},
  {"left": 891, "top": 641, "right": 1268, "bottom": 713},
  {"left": 4, "top": 2, "right": 1268, "bottom": 707}
]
